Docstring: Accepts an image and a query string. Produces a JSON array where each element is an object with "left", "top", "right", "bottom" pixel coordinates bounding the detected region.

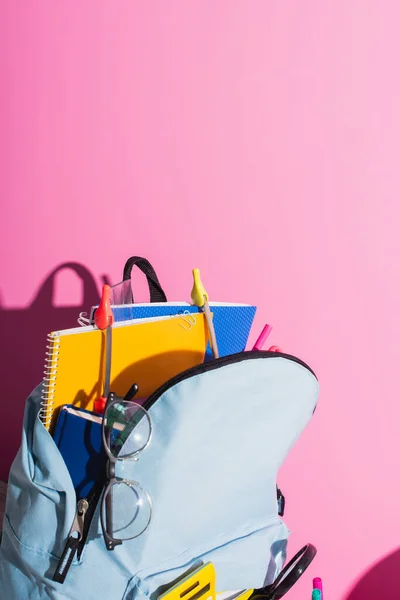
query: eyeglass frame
[{"left": 100, "top": 388, "right": 153, "bottom": 551}]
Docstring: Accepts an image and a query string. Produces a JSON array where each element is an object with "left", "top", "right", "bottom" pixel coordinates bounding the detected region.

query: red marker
[
  {"left": 94, "top": 285, "right": 114, "bottom": 414},
  {"left": 94, "top": 285, "right": 114, "bottom": 330}
]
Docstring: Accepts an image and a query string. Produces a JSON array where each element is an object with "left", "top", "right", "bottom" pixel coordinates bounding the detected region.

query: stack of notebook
[{"left": 90, "top": 302, "right": 257, "bottom": 361}]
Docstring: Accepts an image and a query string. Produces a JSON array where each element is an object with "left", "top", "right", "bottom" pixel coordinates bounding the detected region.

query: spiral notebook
[{"left": 41, "top": 313, "right": 209, "bottom": 432}]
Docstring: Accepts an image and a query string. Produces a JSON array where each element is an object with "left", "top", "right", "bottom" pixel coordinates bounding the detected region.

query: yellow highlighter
[
  {"left": 231, "top": 591, "right": 254, "bottom": 600},
  {"left": 158, "top": 563, "right": 216, "bottom": 600},
  {"left": 217, "top": 590, "right": 254, "bottom": 600}
]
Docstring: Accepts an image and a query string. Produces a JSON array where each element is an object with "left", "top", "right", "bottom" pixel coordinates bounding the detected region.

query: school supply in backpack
[
  {"left": 217, "top": 589, "right": 254, "bottom": 600},
  {"left": 158, "top": 562, "right": 216, "bottom": 600},
  {"left": 191, "top": 268, "right": 219, "bottom": 359},
  {"left": 92, "top": 284, "right": 114, "bottom": 415},
  {"left": 312, "top": 577, "right": 323, "bottom": 599},
  {"left": 53, "top": 405, "right": 106, "bottom": 501},
  {"left": 252, "top": 324, "right": 272, "bottom": 351},
  {"left": 89, "top": 256, "right": 257, "bottom": 360},
  {"left": 41, "top": 312, "right": 209, "bottom": 431}
]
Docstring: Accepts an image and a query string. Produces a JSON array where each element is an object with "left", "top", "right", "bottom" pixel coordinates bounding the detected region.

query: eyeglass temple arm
[
  {"left": 124, "top": 383, "right": 139, "bottom": 402},
  {"left": 102, "top": 497, "right": 123, "bottom": 552}
]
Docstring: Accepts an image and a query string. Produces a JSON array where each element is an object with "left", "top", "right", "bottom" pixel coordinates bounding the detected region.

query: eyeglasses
[{"left": 100, "top": 389, "right": 152, "bottom": 551}]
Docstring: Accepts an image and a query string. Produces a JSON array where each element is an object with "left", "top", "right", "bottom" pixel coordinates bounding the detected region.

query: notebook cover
[
  {"left": 52, "top": 406, "right": 104, "bottom": 500},
  {"left": 42, "top": 313, "right": 209, "bottom": 431},
  {"left": 91, "top": 304, "right": 257, "bottom": 361}
]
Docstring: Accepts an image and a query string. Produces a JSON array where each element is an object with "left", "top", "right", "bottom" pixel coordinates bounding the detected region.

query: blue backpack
[{"left": 0, "top": 351, "right": 318, "bottom": 599}]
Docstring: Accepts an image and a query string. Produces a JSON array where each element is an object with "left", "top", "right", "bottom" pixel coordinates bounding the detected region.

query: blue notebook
[
  {"left": 90, "top": 303, "right": 257, "bottom": 361},
  {"left": 53, "top": 405, "right": 105, "bottom": 500}
]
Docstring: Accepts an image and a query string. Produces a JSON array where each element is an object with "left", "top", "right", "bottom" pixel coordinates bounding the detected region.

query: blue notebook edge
[{"left": 53, "top": 405, "right": 105, "bottom": 500}]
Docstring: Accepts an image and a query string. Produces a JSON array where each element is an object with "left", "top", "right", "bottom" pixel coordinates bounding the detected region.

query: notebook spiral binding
[{"left": 40, "top": 332, "right": 61, "bottom": 428}]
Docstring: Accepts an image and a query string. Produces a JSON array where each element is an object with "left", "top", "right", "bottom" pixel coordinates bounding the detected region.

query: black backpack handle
[
  {"left": 249, "top": 543, "right": 317, "bottom": 599},
  {"left": 122, "top": 256, "right": 167, "bottom": 303}
]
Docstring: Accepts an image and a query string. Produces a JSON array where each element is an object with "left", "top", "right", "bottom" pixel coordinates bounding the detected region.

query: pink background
[{"left": 1, "top": 1, "right": 399, "bottom": 598}]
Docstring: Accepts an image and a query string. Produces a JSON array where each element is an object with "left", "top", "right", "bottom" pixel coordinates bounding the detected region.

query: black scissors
[{"left": 248, "top": 544, "right": 317, "bottom": 600}]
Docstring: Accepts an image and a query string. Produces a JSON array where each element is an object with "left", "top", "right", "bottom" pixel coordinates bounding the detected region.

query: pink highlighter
[
  {"left": 252, "top": 324, "right": 273, "bottom": 351},
  {"left": 252, "top": 324, "right": 283, "bottom": 353}
]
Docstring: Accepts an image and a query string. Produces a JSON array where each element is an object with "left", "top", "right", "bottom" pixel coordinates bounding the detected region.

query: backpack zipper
[
  {"left": 142, "top": 349, "right": 316, "bottom": 412},
  {"left": 54, "top": 482, "right": 104, "bottom": 583},
  {"left": 55, "top": 350, "right": 316, "bottom": 583},
  {"left": 53, "top": 498, "right": 89, "bottom": 583}
]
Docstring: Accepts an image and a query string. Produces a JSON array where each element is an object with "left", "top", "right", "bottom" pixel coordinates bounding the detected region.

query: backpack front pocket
[
  {"left": 122, "top": 517, "right": 290, "bottom": 600},
  {"left": 5, "top": 386, "right": 77, "bottom": 559}
]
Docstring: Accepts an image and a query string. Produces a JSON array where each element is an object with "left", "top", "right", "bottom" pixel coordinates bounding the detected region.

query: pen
[
  {"left": 312, "top": 590, "right": 321, "bottom": 600},
  {"left": 313, "top": 577, "right": 323, "bottom": 599},
  {"left": 252, "top": 324, "right": 272, "bottom": 351},
  {"left": 191, "top": 268, "right": 219, "bottom": 359}
]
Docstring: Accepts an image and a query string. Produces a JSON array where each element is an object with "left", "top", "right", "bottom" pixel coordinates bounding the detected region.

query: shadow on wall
[
  {"left": 0, "top": 263, "right": 106, "bottom": 481},
  {"left": 345, "top": 549, "right": 400, "bottom": 599}
]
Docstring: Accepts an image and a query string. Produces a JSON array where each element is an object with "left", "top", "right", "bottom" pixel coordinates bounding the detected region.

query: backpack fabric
[{"left": 0, "top": 352, "right": 319, "bottom": 600}]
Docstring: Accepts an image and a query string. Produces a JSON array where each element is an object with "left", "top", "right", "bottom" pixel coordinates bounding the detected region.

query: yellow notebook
[{"left": 40, "top": 313, "right": 209, "bottom": 431}]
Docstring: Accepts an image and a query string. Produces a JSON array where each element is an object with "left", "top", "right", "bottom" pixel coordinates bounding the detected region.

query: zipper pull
[{"left": 53, "top": 499, "right": 89, "bottom": 584}]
